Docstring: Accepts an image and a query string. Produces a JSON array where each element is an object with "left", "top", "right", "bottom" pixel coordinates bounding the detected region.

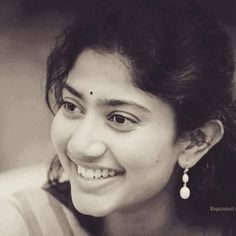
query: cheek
[
  {"left": 51, "top": 112, "right": 73, "bottom": 154},
  {"left": 51, "top": 113, "right": 78, "bottom": 178},
  {"left": 111, "top": 126, "right": 179, "bottom": 195},
  {"left": 114, "top": 127, "right": 175, "bottom": 170}
]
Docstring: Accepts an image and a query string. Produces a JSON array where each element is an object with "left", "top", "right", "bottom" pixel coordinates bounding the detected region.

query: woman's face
[{"left": 51, "top": 49, "right": 184, "bottom": 217}]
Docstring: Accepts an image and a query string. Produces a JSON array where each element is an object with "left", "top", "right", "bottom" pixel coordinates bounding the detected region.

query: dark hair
[{"left": 46, "top": 0, "right": 236, "bottom": 228}]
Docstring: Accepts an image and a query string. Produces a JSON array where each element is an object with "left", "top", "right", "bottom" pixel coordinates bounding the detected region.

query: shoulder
[
  {"left": 0, "top": 196, "right": 30, "bottom": 236},
  {"left": 0, "top": 188, "right": 89, "bottom": 236}
]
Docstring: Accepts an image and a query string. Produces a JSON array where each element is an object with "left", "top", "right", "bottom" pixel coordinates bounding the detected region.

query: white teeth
[
  {"left": 77, "top": 165, "right": 118, "bottom": 180},
  {"left": 109, "top": 170, "right": 116, "bottom": 177},
  {"left": 102, "top": 169, "right": 109, "bottom": 178},
  {"left": 77, "top": 166, "right": 82, "bottom": 174},
  {"left": 87, "top": 169, "right": 95, "bottom": 179},
  {"left": 94, "top": 169, "right": 102, "bottom": 178},
  {"left": 81, "top": 168, "right": 87, "bottom": 178}
]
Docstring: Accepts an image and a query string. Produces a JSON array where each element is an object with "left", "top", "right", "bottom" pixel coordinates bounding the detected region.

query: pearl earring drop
[{"left": 180, "top": 167, "right": 190, "bottom": 199}]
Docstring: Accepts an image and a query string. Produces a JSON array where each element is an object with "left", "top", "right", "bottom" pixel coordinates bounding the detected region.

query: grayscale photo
[{"left": 0, "top": 0, "right": 236, "bottom": 235}]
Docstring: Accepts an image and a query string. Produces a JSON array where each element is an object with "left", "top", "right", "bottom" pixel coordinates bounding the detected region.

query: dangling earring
[{"left": 180, "top": 166, "right": 190, "bottom": 199}]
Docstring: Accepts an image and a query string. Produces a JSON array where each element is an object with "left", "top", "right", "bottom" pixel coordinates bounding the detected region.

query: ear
[{"left": 178, "top": 120, "right": 224, "bottom": 169}]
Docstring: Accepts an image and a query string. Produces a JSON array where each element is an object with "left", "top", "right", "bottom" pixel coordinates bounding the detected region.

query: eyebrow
[
  {"left": 64, "top": 84, "right": 85, "bottom": 101},
  {"left": 99, "top": 99, "right": 151, "bottom": 113},
  {"left": 64, "top": 83, "right": 151, "bottom": 113}
]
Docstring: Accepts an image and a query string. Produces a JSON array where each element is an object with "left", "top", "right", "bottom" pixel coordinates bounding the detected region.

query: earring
[{"left": 180, "top": 166, "right": 190, "bottom": 199}]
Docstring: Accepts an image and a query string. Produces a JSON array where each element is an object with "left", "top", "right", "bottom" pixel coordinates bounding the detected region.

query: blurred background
[{"left": 0, "top": 0, "right": 236, "bottom": 175}]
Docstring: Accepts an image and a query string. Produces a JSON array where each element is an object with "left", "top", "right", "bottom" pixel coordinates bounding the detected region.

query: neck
[{"left": 103, "top": 181, "right": 188, "bottom": 236}]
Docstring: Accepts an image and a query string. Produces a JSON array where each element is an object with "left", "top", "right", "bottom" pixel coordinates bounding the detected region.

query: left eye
[{"left": 107, "top": 113, "right": 138, "bottom": 131}]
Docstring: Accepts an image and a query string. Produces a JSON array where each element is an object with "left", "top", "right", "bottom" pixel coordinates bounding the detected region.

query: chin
[
  {"left": 79, "top": 208, "right": 109, "bottom": 217},
  {"left": 71, "top": 192, "right": 115, "bottom": 217},
  {"left": 73, "top": 201, "right": 113, "bottom": 217}
]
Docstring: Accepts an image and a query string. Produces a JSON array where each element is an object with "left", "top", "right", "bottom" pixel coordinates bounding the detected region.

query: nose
[{"left": 67, "top": 118, "right": 107, "bottom": 161}]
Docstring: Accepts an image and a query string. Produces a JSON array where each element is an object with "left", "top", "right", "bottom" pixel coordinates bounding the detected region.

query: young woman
[{"left": 1, "top": 0, "right": 236, "bottom": 235}]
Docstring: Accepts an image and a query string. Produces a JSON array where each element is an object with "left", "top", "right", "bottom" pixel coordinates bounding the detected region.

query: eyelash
[
  {"left": 60, "top": 100, "right": 84, "bottom": 116},
  {"left": 60, "top": 99, "right": 140, "bottom": 131},
  {"left": 63, "top": 101, "right": 80, "bottom": 112},
  {"left": 107, "top": 114, "right": 139, "bottom": 131},
  {"left": 107, "top": 113, "right": 138, "bottom": 124}
]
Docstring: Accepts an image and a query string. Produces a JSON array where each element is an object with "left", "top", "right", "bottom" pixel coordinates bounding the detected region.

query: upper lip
[{"left": 66, "top": 151, "right": 125, "bottom": 173}]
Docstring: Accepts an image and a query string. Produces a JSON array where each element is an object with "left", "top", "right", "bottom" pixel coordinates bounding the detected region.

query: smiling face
[{"left": 51, "top": 49, "right": 185, "bottom": 217}]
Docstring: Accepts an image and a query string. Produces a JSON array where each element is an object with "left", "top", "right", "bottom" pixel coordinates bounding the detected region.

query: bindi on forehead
[{"left": 90, "top": 91, "right": 93, "bottom": 95}]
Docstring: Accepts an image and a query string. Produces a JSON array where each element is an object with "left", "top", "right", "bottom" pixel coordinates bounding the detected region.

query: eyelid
[
  {"left": 106, "top": 113, "right": 139, "bottom": 132},
  {"left": 108, "top": 110, "right": 141, "bottom": 122},
  {"left": 62, "top": 97, "right": 86, "bottom": 113}
]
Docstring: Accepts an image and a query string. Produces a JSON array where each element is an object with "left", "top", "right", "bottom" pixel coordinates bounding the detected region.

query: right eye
[
  {"left": 63, "top": 101, "right": 78, "bottom": 112},
  {"left": 60, "top": 100, "right": 85, "bottom": 118}
]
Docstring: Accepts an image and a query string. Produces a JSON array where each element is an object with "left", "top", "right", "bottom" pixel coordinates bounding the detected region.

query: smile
[{"left": 77, "top": 165, "right": 121, "bottom": 180}]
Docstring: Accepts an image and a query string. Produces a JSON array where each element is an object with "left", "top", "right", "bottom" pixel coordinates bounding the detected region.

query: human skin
[{"left": 51, "top": 49, "right": 189, "bottom": 219}]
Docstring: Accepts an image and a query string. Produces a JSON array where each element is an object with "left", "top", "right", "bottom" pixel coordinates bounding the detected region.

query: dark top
[{"left": 44, "top": 181, "right": 236, "bottom": 236}]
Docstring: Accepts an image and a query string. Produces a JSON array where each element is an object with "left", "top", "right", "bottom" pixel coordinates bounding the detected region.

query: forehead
[
  {"left": 68, "top": 49, "right": 132, "bottom": 86},
  {"left": 66, "top": 49, "right": 153, "bottom": 104},
  {"left": 65, "top": 49, "right": 151, "bottom": 104}
]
